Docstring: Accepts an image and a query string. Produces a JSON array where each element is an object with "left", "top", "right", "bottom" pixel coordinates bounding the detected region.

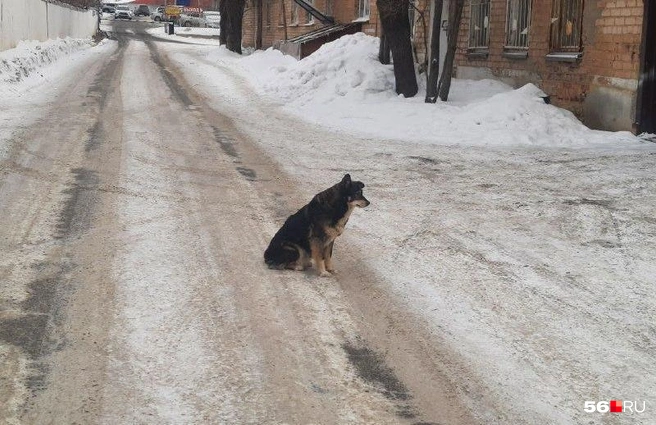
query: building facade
[
  {"left": 242, "top": 0, "right": 380, "bottom": 50},
  {"left": 240, "top": 1, "right": 654, "bottom": 134},
  {"left": 453, "top": 0, "right": 653, "bottom": 133}
]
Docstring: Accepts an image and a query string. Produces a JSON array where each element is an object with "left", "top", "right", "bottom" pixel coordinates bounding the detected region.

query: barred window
[
  {"left": 505, "top": 0, "right": 531, "bottom": 49},
  {"left": 469, "top": 0, "right": 491, "bottom": 49},
  {"left": 550, "top": 0, "right": 583, "bottom": 51}
]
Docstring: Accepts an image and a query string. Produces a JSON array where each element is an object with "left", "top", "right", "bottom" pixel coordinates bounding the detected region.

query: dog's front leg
[
  {"left": 323, "top": 241, "right": 335, "bottom": 274},
  {"left": 311, "top": 239, "right": 330, "bottom": 277}
]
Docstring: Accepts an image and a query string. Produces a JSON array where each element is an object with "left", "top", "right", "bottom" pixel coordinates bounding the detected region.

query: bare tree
[
  {"left": 378, "top": 30, "right": 390, "bottom": 64},
  {"left": 220, "top": 0, "right": 246, "bottom": 54},
  {"left": 437, "top": 0, "right": 464, "bottom": 101},
  {"left": 425, "top": 0, "right": 444, "bottom": 103},
  {"left": 376, "top": 0, "right": 418, "bottom": 97}
]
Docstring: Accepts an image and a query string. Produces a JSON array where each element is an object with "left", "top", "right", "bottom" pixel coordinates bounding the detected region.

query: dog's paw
[
  {"left": 326, "top": 268, "right": 336, "bottom": 275},
  {"left": 319, "top": 270, "right": 333, "bottom": 278}
]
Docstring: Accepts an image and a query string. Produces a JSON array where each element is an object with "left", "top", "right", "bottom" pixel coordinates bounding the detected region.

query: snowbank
[
  {"left": 207, "top": 33, "right": 642, "bottom": 148},
  {"left": 0, "top": 38, "right": 115, "bottom": 160},
  {"left": 0, "top": 38, "right": 95, "bottom": 85}
]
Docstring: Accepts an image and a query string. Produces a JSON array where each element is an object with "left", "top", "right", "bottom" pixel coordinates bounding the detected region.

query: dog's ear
[{"left": 341, "top": 174, "right": 352, "bottom": 187}]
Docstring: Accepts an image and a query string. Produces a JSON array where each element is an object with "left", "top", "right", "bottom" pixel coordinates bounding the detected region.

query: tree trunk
[
  {"left": 376, "top": 0, "right": 418, "bottom": 97},
  {"left": 425, "top": 0, "right": 444, "bottom": 103},
  {"left": 379, "top": 30, "right": 391, "bottom": 65},
  {"left": 438, "top": 0, "right": 464, "bottom": 101},
  {"left": 220, "top": 0, "right": 245, "bottom": 54},
  {"left": 219, "top": 0, "right": 227, "bottom": 45}
]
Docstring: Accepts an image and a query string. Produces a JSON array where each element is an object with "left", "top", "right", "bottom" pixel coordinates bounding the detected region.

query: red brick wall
[
  {"left": 451, "top": 0, "right": 644, "bottom": 129},
  {"left": 243, "top": 1, "right": 380, "bottom": 49}
]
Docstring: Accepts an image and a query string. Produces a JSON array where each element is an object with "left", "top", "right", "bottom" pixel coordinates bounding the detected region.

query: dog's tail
[{"left": 264, "top": 242, "right": 300, "bottom": 268}]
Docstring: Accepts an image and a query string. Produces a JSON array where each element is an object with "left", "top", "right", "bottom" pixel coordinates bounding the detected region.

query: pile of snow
[
  {"left": 0, "top": 38, "right": 94, "bottom": 84},
  {"left": 246, "top": 34, "right": 395, "bottom": 103},
  {"left": 205, "top": 33, "right": 643, "bottom": 148}
]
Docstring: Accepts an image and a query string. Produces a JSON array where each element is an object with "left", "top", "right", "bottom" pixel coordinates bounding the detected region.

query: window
[
  {"left": 291, "top": 2, "right": 299, "bottom": 25},
  {"left": 357, "top": 0, "right": 370, "bottom": 20},
  {"left": 305, "top": 0, "right": 314, "bottom": 24},
  {"left": 278, "top": 1, "right": 285, "bottom": 26},
  {"left": 264, "top": 0, "right": 271, "bottom": 27},
  {"left": 469, "top": 0, "right": 491, "bottom": 51},
  {"left": 550, "top": 0, "right": 583, "bottom": 51},
  {"left": 505, "top": 0, "right": 531, "bottom": 49}
]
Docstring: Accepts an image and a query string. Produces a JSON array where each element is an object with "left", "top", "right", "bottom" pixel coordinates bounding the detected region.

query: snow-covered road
[{"left": 1, "top": 20, "right": 655, "bottom": 425}]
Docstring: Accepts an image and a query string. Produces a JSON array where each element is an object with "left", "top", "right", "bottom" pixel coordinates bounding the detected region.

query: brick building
[
  {"left": 452, "top": 0, "right": 655, "bottom": 133},
  {"left": 242, "top": 1, "right": 380, "bottom": 53},
  {"left": 240, "top": 1, "right": 655, "bottom": 134}
]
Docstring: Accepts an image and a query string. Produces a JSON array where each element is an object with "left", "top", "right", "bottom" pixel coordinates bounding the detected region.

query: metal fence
[
  {"left": 469, "top": 0, "right": 491, "bottom": 49},
  {"left": 0, "top": 0, "right": 98, "bottom": 51},
  {"left": 505, "top": 0, "right": 531, "bottom": 49}
]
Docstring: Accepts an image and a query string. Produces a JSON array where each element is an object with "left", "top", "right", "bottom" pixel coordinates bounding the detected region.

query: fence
[{"left": 0, "top": 0, "right": 98, "bottom": 51}]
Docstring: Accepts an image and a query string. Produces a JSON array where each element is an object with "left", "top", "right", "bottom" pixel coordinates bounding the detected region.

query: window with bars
[
  {"left": 358, "top": 0, "right": 370, "bottom": 20},
  {"left": 469, "top": 0, "right": 491, "bottom": 50},
  {"left": 550, "top": 0, "right": 583, "bottom": 51},
  {"left": 505, "top": 0, "right": 531, "bottom": 49}
]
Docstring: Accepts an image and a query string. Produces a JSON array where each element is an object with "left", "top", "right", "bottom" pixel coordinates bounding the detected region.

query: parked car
[
  {"left": 101, "top": 4, "right": 115, "bottom": 14},
  {"left": 152, "top": 6, "right": 165, "bottom": 21},
  {"left": 135, "top": 4, "right": 151, "bottom": 17},
  {"left": 152, "top": 5, "right": 181, "bottom": 22},
  {"left": 179, "top": 13, "right": 206, "bottom": 27},
  {"left": 114, "top": 5, "right": 133, "bottom": 20},
  {"left": 203, "top": 11, "right": 220, "bottom": 29}
]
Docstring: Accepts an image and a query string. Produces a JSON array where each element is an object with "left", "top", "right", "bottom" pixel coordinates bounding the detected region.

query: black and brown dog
[{"left": 264, "top": 174, "right": 370, "bottom": 276}]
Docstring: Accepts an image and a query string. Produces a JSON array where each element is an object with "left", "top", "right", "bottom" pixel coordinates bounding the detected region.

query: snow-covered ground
[
  {"left": 0, "top": 37, "right": 117, "bottom": 160},
  {"left": 1, "top": 32, "right": 655, "bottom": 424},
  {"left": 159, "top": 34, "right": 656, "bottom": 424}
]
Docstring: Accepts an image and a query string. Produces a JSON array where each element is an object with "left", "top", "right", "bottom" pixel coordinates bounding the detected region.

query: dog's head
[{"left": 341, "top": 174, "right": 370, "bottom": 208}]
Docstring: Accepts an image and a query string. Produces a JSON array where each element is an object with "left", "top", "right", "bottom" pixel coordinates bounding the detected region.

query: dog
[{"left": 264, "top": 174, "right": 370, "bottom": 277}]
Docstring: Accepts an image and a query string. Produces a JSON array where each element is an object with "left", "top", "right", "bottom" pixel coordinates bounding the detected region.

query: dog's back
[{"left": 263, "top": 206, "right": 311, "bottom": 268}]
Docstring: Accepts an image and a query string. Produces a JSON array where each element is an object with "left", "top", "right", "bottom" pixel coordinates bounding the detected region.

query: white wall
[{"left": 0, "top": 0, "right": 98, "bottom": 51}]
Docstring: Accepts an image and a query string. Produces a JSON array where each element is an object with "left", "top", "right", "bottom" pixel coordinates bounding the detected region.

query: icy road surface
[{"left": 1, "top": 20, "right": 655, "bottom": 425}]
